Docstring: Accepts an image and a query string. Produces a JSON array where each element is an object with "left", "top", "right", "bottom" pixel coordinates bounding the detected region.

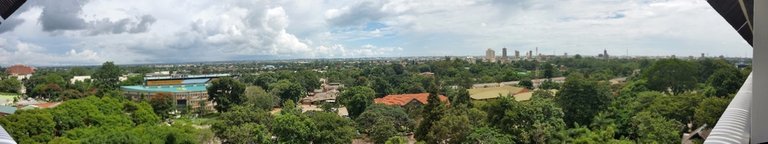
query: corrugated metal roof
[{"left": 0, "top": 106, "right": 15, "bottom": 115}]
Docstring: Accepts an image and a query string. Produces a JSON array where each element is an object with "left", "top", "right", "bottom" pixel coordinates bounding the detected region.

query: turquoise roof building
[{"left": 120, "top": 74, "right": 230, "bottom": 113}]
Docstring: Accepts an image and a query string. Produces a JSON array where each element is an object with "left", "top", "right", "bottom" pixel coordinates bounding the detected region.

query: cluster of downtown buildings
[{"left": 480, "top": 47, "right": 612, "bottom": 63}]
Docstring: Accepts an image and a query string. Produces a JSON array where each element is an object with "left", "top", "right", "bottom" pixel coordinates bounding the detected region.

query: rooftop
[
  {"left": 374, "top": 93, "right": 448, "bottom": 106},
  {"left": 121, "top": 84, "right": 208, "bottom": 93},
  {"left": 0, "top": 106, "right": 16, "bottom": 114},
  {"left": 144, "top": 73, "right": 231, "bottom": 81},
  {"left": 5, "top": 64, "right": 34, "bottom": 75}
]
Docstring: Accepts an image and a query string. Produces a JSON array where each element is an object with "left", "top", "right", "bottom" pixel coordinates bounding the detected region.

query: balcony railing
[{"left": 704, "top": 73, "right": 752, "bottom": 144}]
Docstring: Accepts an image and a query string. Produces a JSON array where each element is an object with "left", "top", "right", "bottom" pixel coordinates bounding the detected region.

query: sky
[{"left": 0, "top": 0, "right": 754, "bottom": 66}]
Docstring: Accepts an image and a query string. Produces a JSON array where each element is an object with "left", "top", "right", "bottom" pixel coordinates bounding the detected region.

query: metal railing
[{"left": 704, "top": 73, "right": 752, "bottom": 144}]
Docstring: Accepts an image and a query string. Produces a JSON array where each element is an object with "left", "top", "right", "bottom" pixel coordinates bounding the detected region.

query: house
[
  {"left": 302, "top": 79, "right": 344, "bottom": 105},
  {"left": 682, "top": 124, "right": 710, "bottom": 144},
  {"left": 374, "top": 93, "right": 449, "bottom": 107},
  {"left": 301, "top": 90, "right": 339, "bottom": 105},
  {"left": 5, "top": 64, "right": 35, "bottom": 81}
]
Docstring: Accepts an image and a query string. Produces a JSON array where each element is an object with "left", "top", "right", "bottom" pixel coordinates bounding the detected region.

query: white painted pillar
[{"left": 752, "top": 0, "right": 768, "bottom": 143}]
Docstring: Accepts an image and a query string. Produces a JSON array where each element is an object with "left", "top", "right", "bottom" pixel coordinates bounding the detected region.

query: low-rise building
[
  {"left": 5, "top": 64, "right": 35, "bottom": 81},
  {"left": 374, "top": 93, "right": 449, "bottom": 107},
  {"left": 121, "top": 74, "right": 231, "bottom": 112},
  {"left": 70, "top": 76, "right": 91, "bottom": 84},
  {"left": 302, "top": 79, "right": 345, "bottom": 105}
]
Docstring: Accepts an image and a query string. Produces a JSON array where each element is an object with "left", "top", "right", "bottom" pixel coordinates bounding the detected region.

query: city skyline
[{"left": 0, "top": 0, "right": 754, "bottom": 66}]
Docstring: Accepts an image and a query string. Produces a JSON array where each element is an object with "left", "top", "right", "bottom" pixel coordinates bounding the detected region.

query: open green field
[
  {"left": 469, "top": 86, "right": 525, "bottom": 100},
  {"left": 0, "top": 92, "right": 20, "bottom": 96},
  {"left": 0, "top": 93, "right": 19, "bottom": 105}
]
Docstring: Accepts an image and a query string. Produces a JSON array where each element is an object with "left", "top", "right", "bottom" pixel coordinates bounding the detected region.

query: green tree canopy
[
  {"left": 451, "top": 88, "right": 472, "bottom": 108},
  {"left": 119, "top": 75, "right": 144, "bottom": 86},
  {"left": 339, "top": 86, "right": 375, "bottom": 118},
  {"left": 643, "top": 59, "right": 697, "bottom": 95},
  {"left": 415, "top": 78, "right": 445, "bottom": 141},
  {"left": 694, "top": 96, "right": 730, "bottom": 128},
  {"left": 426, "top": 110, "right": 472, "bottom": 143},
  {"left": 212, "top": 106, "right": 273, "bottom": 143},
  {"left": 293, "top": 70, "right": 321, "bottom": 92},
  {"left": 539, "top": 79, "right": 560, "bottom": 90},
  {"left": 518, "top": 79, "right": 533, "bottom": 90},
  {"left": 245, "top": 86, "right": 279, "bottom": 111},
  {"left": 631, "top": 112, "right": 681, "bottom": 144},
  {"left": 206, "top": 77, "right": 246, "bottom": 112},
  {"left": 92, "top": 61, "right": 123, "bottom": 92},
  {"left": 543, "top": 63, "right": 555, "bottom": 79},
  {"left": 272, "top": 112, "right": 315, "bottom": 143},
  {"left": 707, "top": 68, "right": 745, "bottom": 97},
  {"left": 555, "top": 74, "right": 611, "bottom": 127},
  {"left": 356, "top": 104, "right": 415, "bottom": 135},
  {"left": 0, "top": 109, "right": 56, "bottom": 143},
  {"left": 369, "top": 118, "right": 399, "bottom": 144},
  {"left": 465, "top": 126, "right": 514, "bottom": 144},
  {"left": 644, "top": 92, "right": 702, "bottom": 126},
  {"left": 0, "top": 78, "right": 22, "bottom": 93},
  {"left": 148, "top": 93, "right": 176, "bottom": 119},
  {"left": 306, "top": 111, "right": 356, "bottom": 144},
  {"left": 270, "top": 80, "right": 306, "bottom": 105}
]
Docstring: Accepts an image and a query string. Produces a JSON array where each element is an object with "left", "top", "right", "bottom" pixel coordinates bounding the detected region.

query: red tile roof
[
  {"left": 374, "top": 93, "right": 449, "bottom": 106},
  {"left": 6, "top": 64, "right": 35, "bottom": 75}
]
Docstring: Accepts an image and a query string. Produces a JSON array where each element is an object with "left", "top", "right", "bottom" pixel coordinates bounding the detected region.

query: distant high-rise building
[
  {"left": 485, "top": 48, "right": 496, "bottom": 62},
  {"left": 527, "top": 50, "right": 533, "bottom": 59},
  {"left": 603, "top": 49, "right": 609, "bottom": 58},
  {"left": 502, "top": 48, "right": 508, "bottom": 60},
  {"left": 701, "top": 53, "right": 705, "bottom": 58},
  {"left": 515, "top": 50, "right": 520, "bottom": 59},
  {"left": 564, "top": 52, "right": 568, "bottom": 58}
]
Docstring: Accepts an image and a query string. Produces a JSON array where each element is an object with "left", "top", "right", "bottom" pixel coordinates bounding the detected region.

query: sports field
[
  {"left": 469, "top": 86, "right": 526, "bottom": 101},
  {"left": 469, "top": 86, "right": 559, "bottom": 101}
]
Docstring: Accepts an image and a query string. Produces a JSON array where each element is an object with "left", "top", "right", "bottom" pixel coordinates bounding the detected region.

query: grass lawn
[
  {"left": 175, "top": 113, "right": 219, "bottom": 126},
  {"left": 0, "top": 92, "right": 20, "bottom": 97},
  {"left": 0, "top": 93, "right": 19, "bottom": 105},
  {"left": 469, "top": 86, "right": 525, "bottom": 100}
]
